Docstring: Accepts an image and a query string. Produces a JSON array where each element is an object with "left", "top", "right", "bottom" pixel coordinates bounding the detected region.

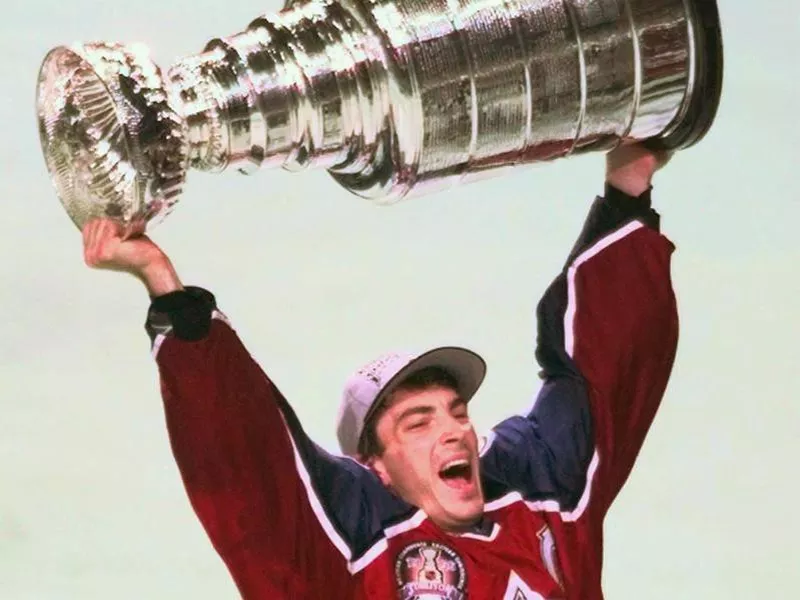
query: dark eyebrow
[
  {"left": 449, "top": 397, "right": 467, "bottom": 411},
  {"left": 396, "top": 396, "right": 466, "bottom": 424},
  {"left": 396, "top": 405, "right": 434, "bottom": 424}
]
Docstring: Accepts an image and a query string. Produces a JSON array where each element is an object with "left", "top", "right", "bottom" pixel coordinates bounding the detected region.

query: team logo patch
[{"left": 395, "top": 541, "right": 467, "bottom": 600}]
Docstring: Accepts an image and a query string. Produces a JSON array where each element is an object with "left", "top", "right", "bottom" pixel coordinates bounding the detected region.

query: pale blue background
[{"left": 1, "top": 0, "right": 798, "bottom": 598}]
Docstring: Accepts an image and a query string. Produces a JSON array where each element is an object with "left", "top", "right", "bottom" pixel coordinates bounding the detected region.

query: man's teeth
[
  {"left": 443, "top": 459, "right": 469, "bottom": 470},
  {"left": 440, "top": 459, "right": 472, "bottom": 480}
]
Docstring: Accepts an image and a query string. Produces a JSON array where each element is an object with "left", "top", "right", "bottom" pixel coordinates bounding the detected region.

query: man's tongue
[{"left": 439, "top": 462, "right": 473, "bottom": 490}]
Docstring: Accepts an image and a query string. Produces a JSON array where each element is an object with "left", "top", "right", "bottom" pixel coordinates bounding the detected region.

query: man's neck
[{"left": 437, "top": 515, "right": 492, "bottom": 537}]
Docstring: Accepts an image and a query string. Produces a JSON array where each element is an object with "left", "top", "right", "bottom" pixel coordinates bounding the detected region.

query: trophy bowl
[{"left": 36, "top": 42, "right": 187, "bottom": 235}]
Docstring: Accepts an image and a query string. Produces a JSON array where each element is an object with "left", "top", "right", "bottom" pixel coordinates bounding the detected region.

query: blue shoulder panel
[
  {"left": 479, "top": 184, "right": 660, "bottom": 509},
  {"left": 277, "top": 399, "right": 417, "bottom": 563}
]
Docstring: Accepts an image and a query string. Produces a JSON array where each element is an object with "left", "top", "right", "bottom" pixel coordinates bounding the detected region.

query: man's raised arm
[
  {"left": 81, "top": 221, "right": 401, "bottom": 599},
  {"left": 480, "top": 144, "right": 679, "bottom": 518}
]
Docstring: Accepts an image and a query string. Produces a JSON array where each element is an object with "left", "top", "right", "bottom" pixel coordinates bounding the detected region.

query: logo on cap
[{"left": 356, "top": 352, "right": 406, "bottom": 387}]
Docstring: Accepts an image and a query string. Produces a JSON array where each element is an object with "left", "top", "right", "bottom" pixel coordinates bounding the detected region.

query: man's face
[{"left": 369, "top": 385, "right": 484, "bottom": 531}]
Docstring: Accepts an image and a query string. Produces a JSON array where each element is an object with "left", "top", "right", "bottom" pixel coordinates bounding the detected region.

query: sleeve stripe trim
[
  {"left": 151, "top": 332, "right": 167, "bottom": 360},
  {"left": 351, "top": 511, "right": 427, "bottom": 573},
  {"left": 565, "top": 220, "right": 644, "bottom": 358},
  {"left": 483, "top": 450, "right": 600, "bottom": 522},
  {"left": 277, "top": 408, "right": 355, "bottom": 563}
]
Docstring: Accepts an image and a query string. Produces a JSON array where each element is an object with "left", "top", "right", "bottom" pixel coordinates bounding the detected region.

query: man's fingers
[
  {"left": 81, "top": 220, "right": 93, "bottom": 249},
  {"left": 94, "top": 220, "right": 114, "bottom": 258},
  {"left": 82, "top": 219, "right": 101, "bottom": 266},
  {"left": 82, "top": 218, "right": 122, "bottom": 267}
]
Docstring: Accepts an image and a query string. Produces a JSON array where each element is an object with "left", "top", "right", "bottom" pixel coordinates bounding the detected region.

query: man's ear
[{"left": 366, "top": 455, "right": 392, "bottom": 487}]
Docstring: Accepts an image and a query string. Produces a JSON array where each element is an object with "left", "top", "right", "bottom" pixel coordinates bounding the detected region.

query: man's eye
[{"left": 407, "top": 420, "right": 427, "bottom": 431}]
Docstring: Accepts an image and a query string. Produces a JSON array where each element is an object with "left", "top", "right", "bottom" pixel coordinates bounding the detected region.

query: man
[{"left": 82, "top": 143, "right": 678, "bottom": 599}]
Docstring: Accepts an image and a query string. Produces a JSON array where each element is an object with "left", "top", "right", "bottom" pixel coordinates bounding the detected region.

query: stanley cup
[{"left": 36, "top": 0, "right": 723, "bottom": 234}]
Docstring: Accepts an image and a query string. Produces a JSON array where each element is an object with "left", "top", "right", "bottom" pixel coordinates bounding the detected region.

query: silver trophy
[{"left": 36, "top": 0, "right": 723, "bottom": 235}]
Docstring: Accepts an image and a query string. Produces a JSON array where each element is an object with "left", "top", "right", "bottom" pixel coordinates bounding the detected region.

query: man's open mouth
[{"left": 438, "top": 458, "right": 474, "bottom": 490}]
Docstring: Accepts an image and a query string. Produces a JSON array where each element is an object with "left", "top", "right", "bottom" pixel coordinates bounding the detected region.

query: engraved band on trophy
[{"left": 35, "top": 0, "right": 723, "bottom": 235}]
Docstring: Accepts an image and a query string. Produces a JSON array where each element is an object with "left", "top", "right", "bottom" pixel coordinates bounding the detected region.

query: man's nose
[{"left": 440, "top": 415, "right": 468, "bottom": 445}]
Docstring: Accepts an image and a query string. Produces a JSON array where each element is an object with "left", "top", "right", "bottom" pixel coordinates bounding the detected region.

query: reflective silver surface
[
  {"left": 37, "top": 43, "right": 187, "bottom": 234},
  {"left": 36, "top": 0, "right": 723, "bottom": 230}
]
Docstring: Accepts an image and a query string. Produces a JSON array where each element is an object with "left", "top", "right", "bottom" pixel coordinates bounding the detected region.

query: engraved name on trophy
[{"left": 36, "top": 0, "right": 723, "bottom": 234}]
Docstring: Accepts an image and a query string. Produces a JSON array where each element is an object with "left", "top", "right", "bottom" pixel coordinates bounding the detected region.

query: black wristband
[
  {"left": 604, "top": 182, "right": 652, "bottom": 209},
  {"left": 146, "top": 286, "right": 217, "bottom": 342},
  {"left": 602, "top": 183, "right": 660, "bottom": 231}
]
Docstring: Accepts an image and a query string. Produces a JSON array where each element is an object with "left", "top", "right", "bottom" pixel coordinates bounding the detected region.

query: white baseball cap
[{"left": 336, "top": 346, "right": 487, "bottom": 457}]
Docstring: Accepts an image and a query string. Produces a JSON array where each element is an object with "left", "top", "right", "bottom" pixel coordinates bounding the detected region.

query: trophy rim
[
  {"left": 35, "top": 44, "right": 141, "bottom": 231},
  {"left": 35, "top": 42, "right": 188, "bottom": 235}
]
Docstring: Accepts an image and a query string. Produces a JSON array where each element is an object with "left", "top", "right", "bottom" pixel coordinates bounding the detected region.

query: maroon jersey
[{"left": 145, "top": 185, "right": 678, "bottom": 599}]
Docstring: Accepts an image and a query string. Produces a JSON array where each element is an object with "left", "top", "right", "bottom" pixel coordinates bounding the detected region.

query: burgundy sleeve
[
  {"left": 480, "top": 185, "right": 679, "bottom": 520},
  {"left": 145, "top": 289, "right": 354, "bottom": 599},
  {"left": 555, "top": 185, "right": 679, "bottom": 514},
  {"left": 544, "top": 194, "right": 679, "bottom": 597},
  {"left": 569, "top": 218, "right": 678, "bottom": 512}
]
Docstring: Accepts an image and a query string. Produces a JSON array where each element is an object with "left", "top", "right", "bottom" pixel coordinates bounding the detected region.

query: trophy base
[{"left": 646, "top": 0, "right": 723, "bottom": 151}]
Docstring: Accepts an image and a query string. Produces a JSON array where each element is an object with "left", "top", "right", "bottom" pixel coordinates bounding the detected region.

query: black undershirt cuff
[
  {"left": 602, "top": 183, "right": 660, "bottom": 230},
  {"left": 146, "top": 286, "right": 217, "bottom": 342}
]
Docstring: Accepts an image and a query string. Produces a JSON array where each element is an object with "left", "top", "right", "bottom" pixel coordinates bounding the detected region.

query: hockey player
[{"left": 81, "top": 143, "right": 676, "bottom": 599}]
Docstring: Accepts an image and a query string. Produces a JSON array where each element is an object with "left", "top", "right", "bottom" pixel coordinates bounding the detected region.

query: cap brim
[{"left": 361, "top": 346, "right": 487, "bottom": 436}]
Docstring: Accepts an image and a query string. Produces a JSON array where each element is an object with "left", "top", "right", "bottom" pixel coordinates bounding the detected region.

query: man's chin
[{"left": 433, "top": 484, "right": 484, "bottom": 529}]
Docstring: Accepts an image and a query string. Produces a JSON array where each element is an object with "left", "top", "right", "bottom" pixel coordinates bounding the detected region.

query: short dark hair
[{"left": 358, "top": 366, "right": 460, "bottom": 458}]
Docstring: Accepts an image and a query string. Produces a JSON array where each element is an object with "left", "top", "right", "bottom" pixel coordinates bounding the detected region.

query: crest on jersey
[
  {"left": 502, "top": 570, "right": 545, "bottom": 600},
  {"left": 394, "top": 541, "right": 467, "bottom": 600}
]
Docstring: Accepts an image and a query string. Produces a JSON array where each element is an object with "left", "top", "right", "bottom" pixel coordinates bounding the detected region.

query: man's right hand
[
  {"left": 82, "top": 218, "right": 183, "bottom": 297},
  {"left": 606, "top": 142, "right": 673, "bottom": 197}
]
